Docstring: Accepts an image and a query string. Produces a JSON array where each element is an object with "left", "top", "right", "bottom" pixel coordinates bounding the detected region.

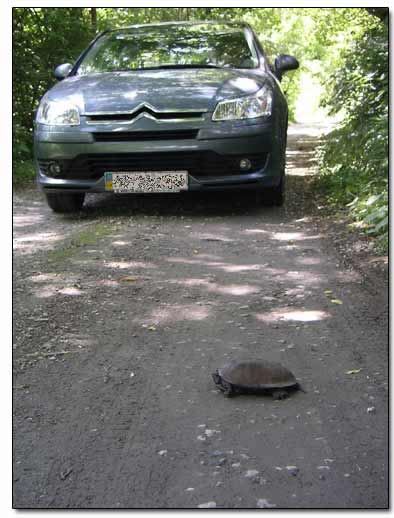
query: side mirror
[
  {"left": 54, "top": 63, "right": 73, "bottom": 80},
  {"left": 274, "top": 55, "right": 299, "bottom": 81}
]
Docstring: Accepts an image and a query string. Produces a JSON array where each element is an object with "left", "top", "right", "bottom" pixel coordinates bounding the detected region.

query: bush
[
  {"left": 318, "top": 21, "right": 388, "bottom": 252},
  {"left": 13, "top": 160, "right": 36, "bottom": 188},
  {"left": 13, "top": 8, "right": 93, "bottom": 184}
]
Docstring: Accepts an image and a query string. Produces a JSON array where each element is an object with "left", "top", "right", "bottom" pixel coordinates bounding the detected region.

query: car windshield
[{"left": 76, "top": 24, "right": 259, "bottom": 75}]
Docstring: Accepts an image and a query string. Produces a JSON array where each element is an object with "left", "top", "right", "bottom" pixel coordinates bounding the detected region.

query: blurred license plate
[{"left": 105, "top": 171, "right": 188, "bottom": 193}]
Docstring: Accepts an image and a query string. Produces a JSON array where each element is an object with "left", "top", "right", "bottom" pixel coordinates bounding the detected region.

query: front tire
[
  {"left": 256, "top": 175, "right": 285, "bottom": 207},
  {"left": 45, "top": 192, "right": 85, "bottom": 213}
]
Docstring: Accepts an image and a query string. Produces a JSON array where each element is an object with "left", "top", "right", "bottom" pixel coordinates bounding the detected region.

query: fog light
[
  {"left": 239, "top": 158, "right": 252, "bottom": 171},
  {"left": 48, "top": 161, "right": 61, "bottom": 176}
]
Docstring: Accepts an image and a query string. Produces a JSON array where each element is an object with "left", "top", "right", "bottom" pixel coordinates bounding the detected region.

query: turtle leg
[
  {"left": 272, "top": 389, "right": 289, "bottom": 400},
  {"left": 221, "top": 380, "right": 234, "bottom": 397}
]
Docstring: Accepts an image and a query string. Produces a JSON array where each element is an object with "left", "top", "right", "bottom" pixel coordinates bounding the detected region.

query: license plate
[{"left": 105, "top": 171, "right": 188, "bottom": 193}]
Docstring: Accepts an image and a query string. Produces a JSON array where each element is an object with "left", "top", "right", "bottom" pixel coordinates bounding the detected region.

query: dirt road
[{"left": 13, "top": 124, "right": 388, "bottom": 509}]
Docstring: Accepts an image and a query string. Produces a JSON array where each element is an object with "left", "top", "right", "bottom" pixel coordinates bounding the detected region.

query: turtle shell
[{"left": 216, "top": 360, "right": 298, "bottom": 391}]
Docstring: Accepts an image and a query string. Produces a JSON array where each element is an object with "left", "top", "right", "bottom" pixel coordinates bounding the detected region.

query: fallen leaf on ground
[
  {"left": 120, "top": 276, "right": 138, "bottom": 282},
  {"left": 60, "top": 468, "right": 73, "bottom": 480},
  {"left": 346, "top": 369, "right": 362, "bottom": 375},
  {"left": 330, "top": 298, "right": 343, "bottom": 305}
]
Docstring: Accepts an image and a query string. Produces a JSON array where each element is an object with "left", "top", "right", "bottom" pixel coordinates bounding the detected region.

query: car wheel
[
  {"left": 45, "top": 192, "right": 85, "bottom": 213},
  {"left": 256, "top": 175, "right": 285, "bottom": 207}
]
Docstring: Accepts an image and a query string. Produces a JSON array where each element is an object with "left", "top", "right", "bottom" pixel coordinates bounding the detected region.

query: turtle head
[{"left": 212, "top": 371, "right": 221, "bottom": 385}]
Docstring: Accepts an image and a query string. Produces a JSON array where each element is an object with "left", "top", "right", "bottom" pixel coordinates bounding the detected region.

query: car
[{"left": 34, "top": 21, "right": 299, "bottom": 213}]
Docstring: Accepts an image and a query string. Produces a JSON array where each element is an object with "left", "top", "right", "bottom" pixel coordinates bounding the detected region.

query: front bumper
[{"left": 34, "top": 121, "right": 283, "bottom": 193}]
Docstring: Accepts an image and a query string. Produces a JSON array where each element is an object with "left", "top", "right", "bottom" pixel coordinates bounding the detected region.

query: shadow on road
[{"left": 83, "top": 190, "right": 279, "bottom": 218}]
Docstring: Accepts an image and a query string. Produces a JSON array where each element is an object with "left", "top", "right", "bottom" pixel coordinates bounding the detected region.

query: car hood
[{"left": 45, "top": 68, "right": 268, "bottom": 113}]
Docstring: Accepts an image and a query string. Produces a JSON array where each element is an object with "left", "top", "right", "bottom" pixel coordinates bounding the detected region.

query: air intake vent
[{"left": 93, "top": 130, "right": 198, "bottom": 142}]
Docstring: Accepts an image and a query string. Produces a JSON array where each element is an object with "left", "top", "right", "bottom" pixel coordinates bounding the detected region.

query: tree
[{"left": 366, "top": 8, "right": 388, "bottom": 22}]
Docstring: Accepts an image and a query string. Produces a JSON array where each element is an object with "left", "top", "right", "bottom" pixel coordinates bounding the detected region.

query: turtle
[{"left": 212, "top": 360, "right": 303, "bottom": 399}]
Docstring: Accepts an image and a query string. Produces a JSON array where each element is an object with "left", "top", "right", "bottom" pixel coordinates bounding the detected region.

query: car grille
[
  {"left": 86, "top": 108, "right": 205, "bottom": 123},
  {"left": 93, "top": 130, "right": 199, "bottom": 142},
  {"left": 38, "top": 152, "right": 268, "bottom": 180}
]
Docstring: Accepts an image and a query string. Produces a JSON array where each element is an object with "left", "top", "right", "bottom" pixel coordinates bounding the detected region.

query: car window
[{"left": 76, "top": 24, "right": 259, "bottom": 74}]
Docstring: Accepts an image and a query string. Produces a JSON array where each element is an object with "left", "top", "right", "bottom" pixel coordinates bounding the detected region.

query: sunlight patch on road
[
  {"left": 141, "top": 303, "right": 211, "bottom": 325},
  {"left": 256, "top": 308, "right": 330, "bottom": 323},
  {"left": 286, "top": 166, "right": 316, "bottom": 177},
  {"left": 29, "top": 272, "right": 62, "bottom": 283},
  {"left": 173, "top": 277, "right": 260, "bottom": 296},
  {"left": 112, "top": 240, "right": 131, "bottom": 246},
  {"left": 288, "top": 123, "right": 333, "bottom": 137},
  {"left": 58, "top": 287, "right": 83, "bottom": 296},
  {"left": 104, "top": 260, "right": 156, "bottom": 269},
  {"left": 13, "top": 213, "right": 46, "bottom": 228},
  {"left": 284, "top": 270, "right": 323, "bottom": 285},
  {"left": 217, "top": 284, "right": 259, "bottom": 295},
  {"left": 220, "top": 263, "right": 268, "bottom": 273},
  {"left": 271, "top": 231, "right": 322, "bottom": 242},
  {"left": 271, "top": 231, "right": 304, "bottom": 241},
  {"left": 178, "top": 278, "right": 217, "bottom": 287},
  {"left": 33, "top": 286, "right": 59, "bottom": 298},
  {"left": 14, "top": 232, "right": 62, "bottom": 243},
  {"left": 244, "top": 228, "right": 270, "bottom": 235},
  {"left": 13, "top": 232, "right": 64, "bottom": 254},
  {"left": 278, "top": 244, "right": 298, "bottom": 251},
  {"left": 167, "top": 257, "right": 268, "bottom": 273},
  {"left": 96, "top": 279, "right": 120, "bottom": 288},
  {"left": 28, "top": 272, "right": 84, "bottom": 299},
  {"left": 32, "top": 284, "right": 84, "bottom": 298},
  {"left": 297, "top": 256, "right": 321, "bottom": 266}
]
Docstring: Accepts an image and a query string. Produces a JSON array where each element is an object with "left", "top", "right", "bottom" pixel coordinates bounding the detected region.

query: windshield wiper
[
  {"left": 125, "top": 64, "right": 230, "bottom": 71},
  {"left": 156, "top": 64, "right": 226, "bottom": 69}
]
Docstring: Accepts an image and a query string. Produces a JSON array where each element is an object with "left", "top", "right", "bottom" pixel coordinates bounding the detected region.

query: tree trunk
[{"left": 90, "top": 7, "right": 97, "bottom": 32}]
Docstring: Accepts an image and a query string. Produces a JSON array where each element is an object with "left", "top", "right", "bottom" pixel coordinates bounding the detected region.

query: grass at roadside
[
  {"left": 315, "top": 126, "right": 388, "bottom": 255},
  {"left": 46, "top": 222, "right": 113, "bottom": 263},
  {"left": 13, "top": 160, "right": 36, "bottom": 189}
]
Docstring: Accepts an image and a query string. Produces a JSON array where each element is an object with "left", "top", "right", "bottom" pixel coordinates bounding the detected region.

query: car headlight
[
  {"left": 212, "top": 85, "right": 272, "bottom": 121},
  {"left": 36, "top": 99, "right": 80, "bottom": 126}
]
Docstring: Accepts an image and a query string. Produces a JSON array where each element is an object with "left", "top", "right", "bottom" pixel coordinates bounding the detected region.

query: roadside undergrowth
[
  {"left": 315, "top": 21, "right": 388, "bottom": 254},
  {"left": 13, "top": 160, "right": 35, "bottom": 189}
]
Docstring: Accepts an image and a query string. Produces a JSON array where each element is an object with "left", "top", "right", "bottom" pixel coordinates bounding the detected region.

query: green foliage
[
  {"left": 318, "top": 20, "right": 388, "bottom": 251},
  {"left": 13, "top": 160, "right": 35, "bottom": 188},
  {"left": 13, "top": 8, "right": 93, "bottom": 171}
]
